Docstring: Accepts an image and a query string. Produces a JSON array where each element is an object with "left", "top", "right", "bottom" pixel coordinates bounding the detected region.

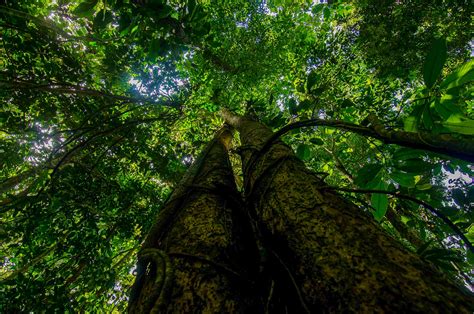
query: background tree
[{"left": 1, "top": 0, "right": 473, "bottom": 312}]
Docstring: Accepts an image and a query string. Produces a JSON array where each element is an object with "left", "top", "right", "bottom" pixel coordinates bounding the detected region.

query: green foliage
[
  {"left": 371, "top": 184, "right": 389, "bottom": 222},
  {"left": 354, "top": 164, "right": 383, "bottom": 188},
  {"left": 423, "top": 38, "right": 447, "bottom": 89},
  {"left": 296, "top": 143, "right": 311, "bottom": 161},
  {"left": 0, "top": 0, "right": 472, "bottom": 311},
  {"left": 73, "top": 0, "right": 98, "bottom": 17},
  {"left": 440, "top": 60, "right": 474, "bottom": 91}
]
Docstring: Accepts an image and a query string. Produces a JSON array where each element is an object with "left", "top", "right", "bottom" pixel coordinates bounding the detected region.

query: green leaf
[
  {"left": 416, "top": 183, "right": 432, "bottom": 190},
  {"left": 440, "top": 60, "right": 474, "bottom": 90},
  {"left": 340, "top": 99, "right": 355, "bottom": 108},
  {"left": 465, "top": 225, "right": 474, "bottom": 242},
  {"left": 296, "top": 144, "right": 311, "bottom": 161},
  {"left": 299, "top": 99, "right": 313, "bottom": 111},
  {"left": 439, "top": 206, "right": 458, "bottom": 217},
  {"left": 309, "top": 138, "right": 324, "bottom": 146},
  {"left": 421, "top": 103, "right": 434, "bottom": 130},
  {"left": 354, "top": 164, "right": 382, "bottom": 188},
  {"left": 395, "top": 158, "right": 432, "bottom": 174},
  {"left": 93, "top": 10, "right": 113, "bottom": 30},
  {"left": 400, "top": 215, "right": 411, "bottom": 224},
  {"left": 416, "top": 240, "right": 433, "bottom": 255},
  {"left": 306, "top": 71, "right": 319, "bottom": 92},
  {"left": 404, "top": 116, "right": 418, "bottom": 132},
  {"left": 442, "top": 115, "right": 474, "bottom": 135},
  {"left": 403, "top": 104, "right": 424, "bottom": 132},
  {"left": 433, "top": 95, "right": 463, "bottom": 120},
  {"left": 187, "top": 0, "right": 196, "bottom": 15},
  {"left": 149, "top": 38, "right": 168, "bottom": 59},
  {"left": 131, "top": 25, "right": 139, "bottom": 34},
  {"left": 152, "top": 4, "right": 174, "bottom": 20},
  {"left": 392, "top": 148, "right": 426, "bottom": 161},
  {"left": 371, "top": 182, "right": 388, "bottom": 222},
  {"left": 288, "top": 98, "right": 298, "bottom": 115},
  {"left": 118, "top": 14, "right": 132, "bottom": 33},
  {"left": 423, "top": 38, "right": 447, "bottom": 89},
  {"left": 390, "top": 171, "right": 416, "bottom": 188},
  {"left": 468, "top": 250, "right": 474, "bottom": 265},
  {"left": 452, "top": 188, "right": 467, "bottom": 206},
  {"left": 268, "top": 113, "right": 285, "bottom": 128},
  {"left": 73, "top": 0, "right": 98, "bottom": 17},
  {"left": 312, "top": 4, "right": 325, "bottom": 14},
  {"left": 371, "top": 194, "right": 388, "bottom": 221},
  {"left": 323, "top": 6, "right": 331, "bottom": 20}
]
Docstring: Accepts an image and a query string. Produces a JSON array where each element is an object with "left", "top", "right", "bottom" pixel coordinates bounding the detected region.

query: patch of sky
[
  {"left": 128, "top": 61, "right": 189, "bottom": 103},
  {"left": 443, "top": 167, "right": 472, "bottom": 186},
  {"left": 25, "top": 122, "right": 65, "bottom": 166}
]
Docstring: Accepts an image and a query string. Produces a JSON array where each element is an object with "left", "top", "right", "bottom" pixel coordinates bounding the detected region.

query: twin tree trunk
[{"left": 128, "top": 112, "right": 473, "bottom": 313}]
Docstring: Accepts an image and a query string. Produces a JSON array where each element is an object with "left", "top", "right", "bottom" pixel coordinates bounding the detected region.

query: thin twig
[{"left": 0, "top": 79, "right": 181, "bottom": 109}]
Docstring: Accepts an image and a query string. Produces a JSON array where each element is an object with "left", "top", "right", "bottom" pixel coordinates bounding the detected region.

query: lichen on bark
[
  {"left": 222, "top": 109, "right": 474, "bottom": 313},
  {"left": 128, "top": 126, "right": 259, "bottom": 313}
]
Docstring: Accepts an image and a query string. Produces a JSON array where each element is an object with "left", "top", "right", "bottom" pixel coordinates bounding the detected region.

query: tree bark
[
  {"left": 128, "top": 126, "right": 259, "bottom": 313},
  {"left": 221, "top": 109, "right": 474, "bottom": 313}
]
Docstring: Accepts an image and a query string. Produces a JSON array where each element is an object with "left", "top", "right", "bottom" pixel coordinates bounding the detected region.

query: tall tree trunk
[
  {"left": 128, "top": 126, "right": 259, "bottom": 313},
  {"left": 221, "top": 109, "right": 474, "bottom": 313}
]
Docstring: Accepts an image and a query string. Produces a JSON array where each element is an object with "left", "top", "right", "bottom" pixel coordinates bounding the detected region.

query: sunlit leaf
[
  {"left": 440, "top": 60, "right": 474, "bottom": 90},
  {"left": 433, "top": 95, "right": 463, "bottom": 120},
  {"left": 442, "top": 116, "right": 474, "bottom": 135}
]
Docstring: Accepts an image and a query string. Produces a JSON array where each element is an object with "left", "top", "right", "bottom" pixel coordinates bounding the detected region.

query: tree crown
[{"left": 1, "top": 0, "right": 473, "bottom": 311}]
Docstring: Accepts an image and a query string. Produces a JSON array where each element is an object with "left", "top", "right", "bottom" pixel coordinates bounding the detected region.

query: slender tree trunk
[
  {"left": 128, "top": 126, "right": 259, "bottom": 313},
  {"left": 221, "top": 109, "right": 474, "bottom": 313}
]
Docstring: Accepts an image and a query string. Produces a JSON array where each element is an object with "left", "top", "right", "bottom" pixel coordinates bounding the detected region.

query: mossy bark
[
  {"left": 128, "top": 126, "right": 259, "bottom": 313},
  {"left": 222, "top": 110, "right": 474, "bottom": 313}
]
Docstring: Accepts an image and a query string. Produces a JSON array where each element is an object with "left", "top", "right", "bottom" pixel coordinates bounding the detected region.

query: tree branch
[
  {"left": 0, "top": 79, "right": 181, "bottom": 109},
  {"left": 265, "top": 117, "right": 474, "bottom": 162}
]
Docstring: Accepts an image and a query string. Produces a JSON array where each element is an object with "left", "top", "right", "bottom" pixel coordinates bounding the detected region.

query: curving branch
[
  {"left": 319, "top": 186, "right": 473, "bottom": 252},
  {"left": 0, "top": 79, "right": 181, "bottom": 109},
  {"left": 264, "top": 116, "right": 474, "bottom": 163}
]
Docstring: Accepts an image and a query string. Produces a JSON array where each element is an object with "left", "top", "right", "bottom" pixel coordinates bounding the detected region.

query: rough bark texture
[
  {"left": 222, "top": 109, "right": 474, "bottom": 313},
  {"left": 128, "top": 126, "right": 259, "bottom": 313}
]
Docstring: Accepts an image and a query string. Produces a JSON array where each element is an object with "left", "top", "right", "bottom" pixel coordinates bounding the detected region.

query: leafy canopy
[{"left": 0, "top": 0, "right": 473, "bottom": 311}]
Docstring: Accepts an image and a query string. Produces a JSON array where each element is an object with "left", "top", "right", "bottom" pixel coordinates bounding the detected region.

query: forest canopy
[{"left": 0, "top": 0, "right": 473, "bottom": 311}]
